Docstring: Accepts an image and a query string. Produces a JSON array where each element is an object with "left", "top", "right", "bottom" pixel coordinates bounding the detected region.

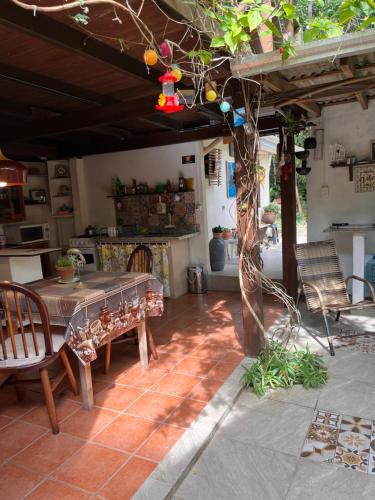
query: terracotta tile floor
[{"left": 0, "top": 291, "right": 282, "bottom": 499}]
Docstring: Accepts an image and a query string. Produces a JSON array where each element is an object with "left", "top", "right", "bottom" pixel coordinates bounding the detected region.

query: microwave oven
[{"left": 4, "top": 223, "right": 50, "bottom": 245}]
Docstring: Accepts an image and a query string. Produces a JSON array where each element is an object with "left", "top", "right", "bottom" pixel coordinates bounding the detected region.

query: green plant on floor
[
  {"left": 212, "top": 226, "right": 224, "bottom": 233},
  {"left": 241, "top": 341, "right": 328, "bottom": 397}
]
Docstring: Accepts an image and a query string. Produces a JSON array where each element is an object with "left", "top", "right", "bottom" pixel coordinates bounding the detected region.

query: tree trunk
[{"left": 234, "top": 125, "right": 264, "bottom": 357}]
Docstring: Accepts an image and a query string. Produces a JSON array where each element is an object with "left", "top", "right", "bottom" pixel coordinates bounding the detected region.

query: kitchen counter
[
  {"left": 0, "top": 248, "right": 61, "bottom": 257},
  {"left": 0, "top": 247, "right": 62, "bottom": 283},
  {"left": 98, "top": 232, "right": 199, "bottom": 244}
]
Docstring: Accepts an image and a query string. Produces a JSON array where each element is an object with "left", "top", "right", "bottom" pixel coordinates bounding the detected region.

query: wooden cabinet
[{"left": 0, "top": 186, "right": 25, "bottom": 223}]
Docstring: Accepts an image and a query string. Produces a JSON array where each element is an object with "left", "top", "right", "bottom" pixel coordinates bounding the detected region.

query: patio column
[
  {"left": 280, "top": 129, "right": 298, "bottom": 299},
  {"left": 234, "top": 125, "right": 264, "bottom": 356}
]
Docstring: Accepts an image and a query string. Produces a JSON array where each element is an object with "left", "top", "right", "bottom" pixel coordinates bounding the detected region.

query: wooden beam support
[
  {"left": 356, "top": 91, "right": 368, "bottom": 110},
  {"left": 2, "top": 142, "right": 57, "bottom": 159},
  {"left": 233, "top": 125, "right": 264, "bottom": 357},
  {"left": 0, "top": 3, "right": 160, "bottom": 85},
  {"left": 280, "top": 130, "right": 298, "bottom": 299},
  {"left": 340, "top": 57, "right": 356, "bottom": 78},
  {"left": 264, "top": 73, "right": 321, "bottom": 117},
  {"left": 196, "top": 104, "right": 223, "bottom": 123}
]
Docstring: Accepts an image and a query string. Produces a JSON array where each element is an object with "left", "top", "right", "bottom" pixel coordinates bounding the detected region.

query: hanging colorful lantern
[
  {"left": 220, "top": 101, "right": 230, "bottom": 113},
  {"left": 159, "top": 41, "right": 172, "bottom": 58},
  {"left": 144, "top": 49, "right": 158, "bottom": 66},
  {"left": 0, "top": 150, "right": 27, "bottom": 187},
  {"left": 170, "top": 65, "right": 182, "bottom": 82},
  {"left": 205, "top": 81, "right": 217, "bottom": 102},
  {"left": 155, "top": 71, "right": 184, "bottom": 114}
]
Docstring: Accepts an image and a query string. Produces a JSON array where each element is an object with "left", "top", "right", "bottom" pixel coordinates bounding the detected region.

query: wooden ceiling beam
[
  {"left": 0, "top": 3, "right": 161, "bottom": 85},
  {"left": 263, "top": 73, "right": 321, "bottom": 117},
  {"left": 59, "top": 115, "right": 280, "bottom": 156},
  {"left": 0, "top": 63, "right": 115, "bottom": 106},
  {"left": 0, "top": 97, "right": 158, "bottom": 142},
  {"left": 140, "top": 114, "right": 183, "bottom": 131},
  {"left": 2, "top": 141, "right": 57, "bottom": 159}
]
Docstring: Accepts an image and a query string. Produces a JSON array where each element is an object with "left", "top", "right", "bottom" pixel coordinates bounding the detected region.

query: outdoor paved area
[
  {"left": 169, "top": 307, "right": 375, "bottom": 500},
  {"left": 0, "top": 291, "right": 282, "bottom": 499}
]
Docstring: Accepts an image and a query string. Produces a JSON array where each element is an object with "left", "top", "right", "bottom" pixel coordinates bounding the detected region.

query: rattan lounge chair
[{"left": 294, "top": 239, "right": 375, "bottom": 356}]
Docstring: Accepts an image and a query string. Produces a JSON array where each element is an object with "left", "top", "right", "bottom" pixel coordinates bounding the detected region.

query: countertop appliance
[
  {"left": 68, "top": 236, "right": 99, "bottom": 271},
  {"left": 4, "top": 223, "right": 49, "bottom": 245}
]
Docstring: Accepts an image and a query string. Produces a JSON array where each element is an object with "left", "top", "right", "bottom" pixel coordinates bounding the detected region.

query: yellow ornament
[
  {"left": 158, "top": 93, "right": 166, "bottom": 107},
  {"left": 144, "top": 49, "right": 158, "bottom": 66},
  {"left": 171, "top": 67, "right": 182, "bottom": 82},
  {"left": 206, "top": 89, "right": 217, "bottom": 102}
]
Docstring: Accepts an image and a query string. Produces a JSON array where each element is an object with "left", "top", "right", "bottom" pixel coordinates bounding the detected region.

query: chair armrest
[
  {"left": 301, "top": 281, "right": 326, "bottom": 310},
  {"left": 345, "top": 275, "right": 375, "bottom": 302}
]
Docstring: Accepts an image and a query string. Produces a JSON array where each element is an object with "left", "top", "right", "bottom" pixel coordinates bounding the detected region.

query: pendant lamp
[{"left": 0, "top": 150, "right": 27, "bottom": 187}]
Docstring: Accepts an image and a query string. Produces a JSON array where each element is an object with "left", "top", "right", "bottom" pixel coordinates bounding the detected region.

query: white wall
[
  {"left": 204, "top": 141, "right": 237, "bottom": 243},
  {"left": 78, "top": 141, "right": 209, "bottom": 266},
  {"left": 307, "top": 100, "right": 375, "bottom": 277}
]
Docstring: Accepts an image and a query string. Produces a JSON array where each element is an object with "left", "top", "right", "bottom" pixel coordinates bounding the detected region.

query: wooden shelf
[{"left": 52, "top": 214, "right": 74, "bottom": 218}]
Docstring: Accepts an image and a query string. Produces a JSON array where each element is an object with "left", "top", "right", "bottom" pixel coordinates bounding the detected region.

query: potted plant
[
  {"left": 55, "top": 255, "right": 75, "bottom": 282},
  {"left": 212, "top": 226, "right": 223, "bottom": 239},
  {"left": 261, "top": 202, "right": 280, "bottom": 224},
  {"left": 221, "top": 227, "right": 232, "bottom": 240}
]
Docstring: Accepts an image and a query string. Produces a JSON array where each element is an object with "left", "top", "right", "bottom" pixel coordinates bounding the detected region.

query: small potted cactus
[{"left": 55, "top": 255, "right": 75, "bottom": 282}]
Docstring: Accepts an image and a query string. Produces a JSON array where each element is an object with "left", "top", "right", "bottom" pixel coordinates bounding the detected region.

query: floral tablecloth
[{"left": 30, "top": 272, "right": 163, "bottom": 364}]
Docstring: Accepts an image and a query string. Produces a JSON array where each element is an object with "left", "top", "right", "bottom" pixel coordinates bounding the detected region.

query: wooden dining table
[{"left": 29, "top": 271, "right": 164, "bottom": 410}]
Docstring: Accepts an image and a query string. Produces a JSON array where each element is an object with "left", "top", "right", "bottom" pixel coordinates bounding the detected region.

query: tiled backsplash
[{"left": 114, "top": 191, "right": 197, "bottom": 230}]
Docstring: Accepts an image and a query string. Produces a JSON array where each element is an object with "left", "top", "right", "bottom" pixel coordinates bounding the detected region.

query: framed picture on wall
[{"left": 226, "top": 161, "right": 236, "bottom": 198}]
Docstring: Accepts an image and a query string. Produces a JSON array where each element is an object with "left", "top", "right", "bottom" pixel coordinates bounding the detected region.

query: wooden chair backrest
[
  {"left": 0, "top": 281, "right": 52, "bottom": 360},
  {"left": 294, "top": 239, "right": 350, "bottom": 311},
  {"left": 126, "top": 245, "right": 153, "bottom": 273}
]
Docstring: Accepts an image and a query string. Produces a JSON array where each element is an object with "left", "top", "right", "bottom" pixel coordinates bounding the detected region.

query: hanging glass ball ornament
[
  {"left": 170, "top": 65, "right": 182, "bottom": 82},
  {"left": 220, "top": 101, "right": 230, "bottom": 113},
  {"left": 144, "top": 49, "right": 158, "bottom": 66}
]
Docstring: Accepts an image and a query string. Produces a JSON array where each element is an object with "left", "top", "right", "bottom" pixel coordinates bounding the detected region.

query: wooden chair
[
  {"left": 104, "top": 244, "right": 158, "bottom": 373},
  {"left": 294, "top": 240, "right": 375, "bottom": 356},
  {"left": 0, "top": 281, "right": 78, "bottom": 434}
]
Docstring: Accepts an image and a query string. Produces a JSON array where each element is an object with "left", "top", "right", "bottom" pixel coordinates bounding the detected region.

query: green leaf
[
  {"left": 231, "top": 23, "right": 242, "bottom": 37},
  {"left": 210, "top": 36, "right": 226, "bottom": 48},
  {"left": 198, "top": 50, "right": 212, "bottom": 65},
  {"left": 358, "top": 15, "right": 375, "bottom": 30},
  {"left": 247, "top": 9, "right": 263, "bottom": 32},
  {"left": 224, "top": 31, "right": 237, "bottom": 53},
  {"left": 339, "top": 8, "right": 355, "bottom": 23},
  {"left": 264, "top": 19, "right": 282, "bottom": 38},
  {"left": 282, "top": 3, "right": 297, "bottom": 19}
]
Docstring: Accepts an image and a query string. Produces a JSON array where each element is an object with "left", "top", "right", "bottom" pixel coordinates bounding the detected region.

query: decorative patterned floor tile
[
  {"left": 340, "top": 415, "right": 372, "bottom": 435},
  {"left": 338, "top": 431, "right": 370, "bottom": 451},
  {"left": 333, "top": 446, "right": 369, "bottom": 472},
  {"left": 313, "top": 409, "right": 341, "bottom": 429},
  {"left": 301, "top": 409, "right": 375, "bottom": 477}
]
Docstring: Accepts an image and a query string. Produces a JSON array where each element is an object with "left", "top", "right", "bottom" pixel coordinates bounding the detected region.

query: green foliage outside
[{"left": 241, "top": 341, "right": 328, "bottom": 397}]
